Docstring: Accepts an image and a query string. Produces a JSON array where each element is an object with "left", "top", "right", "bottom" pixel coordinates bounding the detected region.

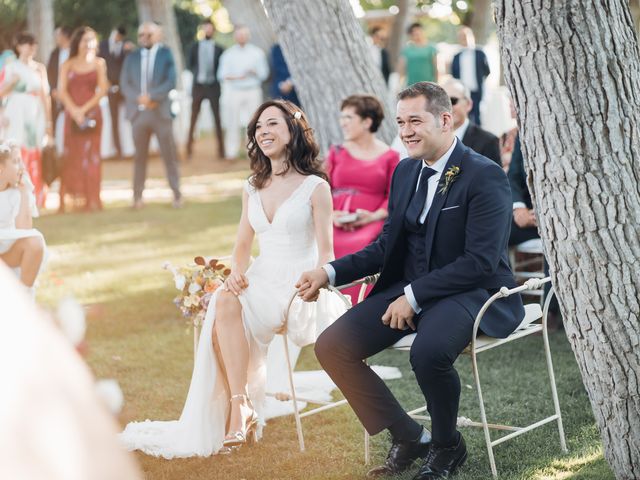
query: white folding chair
[
  {"left": 268, "top": 275, "right": 378, "bottom": 452},
  {"left": 509, "top": 238, "right": 546, "bottom": 303},
  {"left": 363, "top": 277, "right": 568, "bottom": 478}
]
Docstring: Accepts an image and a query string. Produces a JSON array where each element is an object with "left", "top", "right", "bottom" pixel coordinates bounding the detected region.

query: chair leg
[
  {"left": 470, "top": 351, "right": 498, "bottom": 478},
  {"left": 283, "top": 334, "right": 305, "bottom": 452},
  {"left": 542, "top": 296, "right": 568, "bottom": 453},
  {"left": 364, "top": 429, "right": 370, "bottom": 464}
]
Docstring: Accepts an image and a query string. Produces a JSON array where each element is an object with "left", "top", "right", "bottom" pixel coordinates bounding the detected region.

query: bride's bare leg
[
  {"left": 0, "top": 237, "right": 45, "bottom": 287},
  {"left": 213, "top": 290, "right": 255, "bottom": 437}
]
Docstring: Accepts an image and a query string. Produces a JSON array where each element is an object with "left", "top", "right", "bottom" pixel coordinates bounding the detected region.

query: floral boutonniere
[{"left": 438, "top": 166, "right": 461, "bottom": 195}]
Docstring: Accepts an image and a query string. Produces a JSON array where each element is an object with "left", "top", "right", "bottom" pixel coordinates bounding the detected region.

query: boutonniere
[{"left": 438, "top": 166, "right": 461, "bottom": 195}]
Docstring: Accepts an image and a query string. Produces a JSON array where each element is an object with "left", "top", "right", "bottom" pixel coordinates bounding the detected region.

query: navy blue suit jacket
[
  {"left": 451, "top": 49, "right": 490, "bottom": 95},
  {"left": 330, "top": 139, "right": 523, "bottom": 338},
  {"left": 120, "top": 46, "right": 176, "bottom": 120}
]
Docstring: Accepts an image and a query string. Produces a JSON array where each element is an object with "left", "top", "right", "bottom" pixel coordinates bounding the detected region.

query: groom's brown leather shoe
[{"left": 366, "top": 427, "right": 432, "bottom": 478}]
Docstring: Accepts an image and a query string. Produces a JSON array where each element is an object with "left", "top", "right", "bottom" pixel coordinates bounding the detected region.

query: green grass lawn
[{"left": 35, "top": 171, "right": 613, "bottom": 480}]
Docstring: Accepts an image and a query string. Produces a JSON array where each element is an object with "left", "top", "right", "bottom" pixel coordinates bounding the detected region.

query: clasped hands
[
  {"left": 137, "top": 94, "right": 159, "bottom": 110},
  {"left": 295, "top": 268, "right": 416, "bottom": 331}
]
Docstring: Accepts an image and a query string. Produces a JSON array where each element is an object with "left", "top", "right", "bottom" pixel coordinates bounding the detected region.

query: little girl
[{"left": 0, "top": 142, "right": 45, "bottom": 292}]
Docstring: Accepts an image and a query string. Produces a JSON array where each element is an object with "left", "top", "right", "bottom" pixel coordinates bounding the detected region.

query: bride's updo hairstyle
[{"left": 247, "top": 99, "right": 327, "bottom": 189}]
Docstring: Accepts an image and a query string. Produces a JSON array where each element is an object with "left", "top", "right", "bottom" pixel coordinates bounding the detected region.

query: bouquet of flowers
[{"left": 164, "top": 256, "right": 231, "bottom": 327}]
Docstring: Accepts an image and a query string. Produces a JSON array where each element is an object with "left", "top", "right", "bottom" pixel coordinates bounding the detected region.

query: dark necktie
[{"left": 405, "top": 166, "right": 437, "bottom": 229}]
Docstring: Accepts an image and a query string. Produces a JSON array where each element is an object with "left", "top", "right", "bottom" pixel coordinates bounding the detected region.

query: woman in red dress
[
  {"left": 58, "top": 26, "right": 108, "bottom": 212},
  {"left": 326, "top": 95, "right": 400, "bottom": 302}
]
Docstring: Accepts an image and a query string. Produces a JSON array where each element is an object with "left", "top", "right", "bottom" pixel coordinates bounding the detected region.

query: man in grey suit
[{"left": 120, "top": 22, "right": 182, "bottom": 209}]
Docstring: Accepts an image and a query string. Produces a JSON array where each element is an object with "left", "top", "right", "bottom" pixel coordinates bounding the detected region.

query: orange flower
[{"left": 204, "top": 278, "right": 222, "bottom": 293}]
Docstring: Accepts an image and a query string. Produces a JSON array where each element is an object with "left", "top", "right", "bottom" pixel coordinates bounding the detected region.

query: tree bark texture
[
  {"left": 495, "top": 2, "right": 640, "bottom": 478},
  {"left": 223, "top": 0, "right": 277, "bottom": 54},
  {"left": 27, "top": 0, "right": 55, "bottom": 64},
  {"left": 137, "top": 0, "right": 184, "bottom": 83},
  {"left": 263, "top": 0, "right": 396, "bottom": 154}
]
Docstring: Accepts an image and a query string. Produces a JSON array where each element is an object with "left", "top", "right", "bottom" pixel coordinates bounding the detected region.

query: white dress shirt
[
  {"left": 454, "top": 118, "right": 470, "bottom": 142},
  {"left": 324, "top": 139, "right": 458, "bottom": 314},
  {"left": 140, "top": 44, "right": 159, "bottom": 96},
  {"left": 459, "top": 48, "right": 478, "bottom": 92},
  {"left": 216, "top": 43, "right": 269, "bottom": 90}
]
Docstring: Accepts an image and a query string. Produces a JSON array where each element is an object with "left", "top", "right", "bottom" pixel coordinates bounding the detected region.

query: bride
[{"left": 121, "top": 100, "right": 343, "bottom": 458}]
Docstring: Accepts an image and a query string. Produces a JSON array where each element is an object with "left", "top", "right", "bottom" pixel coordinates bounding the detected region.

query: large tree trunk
[
  {"left": 27, "top": 0, "right": 54, "bottom": 64},
  {"left": 469, "top": 0, "right": 493, "bottom": 45},
  {"left": 223, "top": 0, "right": 276, "bottom": 54},
  {"left": 136, "top": 0, "right": 184, "bottom": 82},
  {"left": 495, "top": 1, "right": 640, "bottom": 478},
  {"left": 387, "top": 0, "right": 410, "bottom": 71},
  {"left": 262, "top": 0, "right": 395, "bottom": 153}
]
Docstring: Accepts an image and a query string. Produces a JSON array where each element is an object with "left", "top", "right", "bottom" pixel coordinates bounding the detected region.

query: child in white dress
[{"left": 0, "top": 142, "right": 45, "bottom": 292}]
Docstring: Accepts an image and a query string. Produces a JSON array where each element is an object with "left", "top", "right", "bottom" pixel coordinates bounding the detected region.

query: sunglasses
[{"left": 450, "top": 97, "right": 461, "bottom": 106}]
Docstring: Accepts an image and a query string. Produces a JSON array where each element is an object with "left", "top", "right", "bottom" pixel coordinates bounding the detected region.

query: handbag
[{"left": 42, "top": 144, "right": 63, "bottom": 186}]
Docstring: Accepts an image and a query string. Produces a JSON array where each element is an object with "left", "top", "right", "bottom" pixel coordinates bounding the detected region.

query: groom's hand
[
  {"left": 382, "top": 295, "right": 416, "bottom": 331},
  {"left": 296, "top": 268, "right": 329, "bottom": 302}
]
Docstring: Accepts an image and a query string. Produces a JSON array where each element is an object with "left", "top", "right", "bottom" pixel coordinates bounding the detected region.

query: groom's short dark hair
[{"left": 397, "top": 82, "right": 452, "bottom": 118}]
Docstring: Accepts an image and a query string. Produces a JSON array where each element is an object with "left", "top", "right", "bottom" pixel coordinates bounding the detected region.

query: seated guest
[
  {"left": 0, "top": 142, "right": 45, "bottom": 296},
  {"left": 443, "top": 79, "right": 501, "bottom": 165},
  {"left": 326, "top": 94, "right": 399, "bottom": 302},
  {"left": 507, "top": 135, "right": 538, "bottom": 246}
]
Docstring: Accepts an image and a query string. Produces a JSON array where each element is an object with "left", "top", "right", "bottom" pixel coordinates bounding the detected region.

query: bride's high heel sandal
[{"left": 223, "top": 394, "right": 259, "bottom": 448}]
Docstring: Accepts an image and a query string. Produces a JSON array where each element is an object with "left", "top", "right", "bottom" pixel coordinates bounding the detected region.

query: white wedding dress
[{"left": 120, "top": 175, "right": 350, "bottom": 458}]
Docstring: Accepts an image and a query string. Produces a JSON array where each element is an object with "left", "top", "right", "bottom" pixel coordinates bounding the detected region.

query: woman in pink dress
[
  {"left": 326, "top": 95, "right": 400, "bottom": 302},
  {"left": 58, "top": 26, "right": 108, "bottom": 212}
]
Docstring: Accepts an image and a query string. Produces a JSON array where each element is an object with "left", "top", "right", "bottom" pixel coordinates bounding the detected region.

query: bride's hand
[{"left": 223, "top": 272, "right": 249, "bottom": 296}]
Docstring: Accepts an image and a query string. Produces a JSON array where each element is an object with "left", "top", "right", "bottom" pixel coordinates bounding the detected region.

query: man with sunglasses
[{"left": 443, "top": 79, "right": 501, "bottom": 166}]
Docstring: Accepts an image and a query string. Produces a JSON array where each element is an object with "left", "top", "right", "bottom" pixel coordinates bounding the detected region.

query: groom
[{"left": 297, "top": 82, "right": 524, "bottom": 479}]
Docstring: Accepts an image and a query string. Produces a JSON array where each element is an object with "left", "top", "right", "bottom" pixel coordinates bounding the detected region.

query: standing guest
[
  {"left": 443, "top": 79, "right": 501, "bottom": 166},
  {"left": 0, "top": 32, "right": 53, "bottom": 208},
  {"left": 46, "top": 26, "right": 73, "bottom": 127},
  {"left": 270, "top": 43, "right": 300, "bottom": 106},
  {"left": 186, "top": 19, "right": 225, "bottom": 161},
  {"left": 398, "top": 23, "right": 438, "bottom": 86},
  {"left": 58, "top": 26, "right": 108, "bottom": 213},
  {"left": 326, "top": 94, "right": 399, "bottom": 302},
  {"left": 451, "top": 26, "right": 490, "bottom": 125},
  {"left": 369, "top": 26, "right": 391, "bottom": 85},
  {"left": 98, "top": 26, "right": 132, "bottom": 159},
  {"left": 120, "top": 22, "right": 182, "bottom": 210},
  {"left": 217, "top": 25, "right": 269, "bottom": 162}
]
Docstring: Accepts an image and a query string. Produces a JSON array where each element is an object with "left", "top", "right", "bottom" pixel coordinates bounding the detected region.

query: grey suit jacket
[{"left": 120, "top": 45, "right": 176, "bottom": 120}]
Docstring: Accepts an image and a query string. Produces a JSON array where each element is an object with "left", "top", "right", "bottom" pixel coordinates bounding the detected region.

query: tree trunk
[
  {"left": 387, "top": 0, "right": 410, "bottom": 71},
  {"left": 469, "top": 0, "right": 493, "bottom": 45},
  {"left": 27, "top": 0, "right": 55, "bottom": 64},
  {"left": 223, "top": 0, "right": 276, "bottom": 54},
  {"left": 262, "top": 0, "right": 395, "bottom": 153},
  {"left": 136, "top": 0, "right": 184, "bottom": 83},
  {"left": 495, "top": 2, "right": 640, "bottom": 478}
]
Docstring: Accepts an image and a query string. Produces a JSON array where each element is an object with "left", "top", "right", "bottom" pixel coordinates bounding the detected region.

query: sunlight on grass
[{"left": 530, "top": 446, "right": 607, "bottom": 479}]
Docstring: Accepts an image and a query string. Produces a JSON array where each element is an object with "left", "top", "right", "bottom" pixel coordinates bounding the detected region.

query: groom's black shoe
[
  {"left": 366, "top": 427, "right": 432, "bottom": 478},
  {"left": 411, "top": 433, "right": 467, "bottom": 479}
]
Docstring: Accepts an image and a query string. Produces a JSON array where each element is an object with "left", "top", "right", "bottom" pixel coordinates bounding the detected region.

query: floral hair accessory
[{"left": 293, "top": 111, "right": 302, "bottom": 120}]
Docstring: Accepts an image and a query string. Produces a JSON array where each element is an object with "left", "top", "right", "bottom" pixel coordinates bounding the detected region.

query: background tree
[
  {"left": 223, "top": 0, "right": 276, "bottom": 53},
  {"left": 263, "top": 0, "right": 395, "bottom": 153},
  {"left": 137, "top": 0, "right": 185, "bottom": 80},
  {"left": 468, "top": 0, "right": 492, "bottom": 45},
  {"left": 26, "top": 0, "right": 55, "bottom": 63},
  {"left": 494, "top": 1, "right": 640, "bottom": 478},
  {"left": 387, "top": 0, "right": 410, "bottom": 71}
]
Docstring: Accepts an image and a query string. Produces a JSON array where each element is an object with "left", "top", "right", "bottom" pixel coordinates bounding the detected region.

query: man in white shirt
[
  {"left": 451, "top": 27, "right": 490, "bottom": 125},
  {"left": 296, "top": 82, "right": 522, "bottom": 479},
  {"left": 217, "top": 25, "right": 269, "bottom": 161}
]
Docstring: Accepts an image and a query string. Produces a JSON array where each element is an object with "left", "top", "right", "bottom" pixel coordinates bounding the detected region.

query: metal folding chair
[
  {"left": 509, "top": 238, "right": 546, "bottom": 303},
  {"left": 363, "top": 277, "right": 568, "bottom": 477},
  {"left": 269, "top": 275, "right": 378, "bottom": 452}
]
